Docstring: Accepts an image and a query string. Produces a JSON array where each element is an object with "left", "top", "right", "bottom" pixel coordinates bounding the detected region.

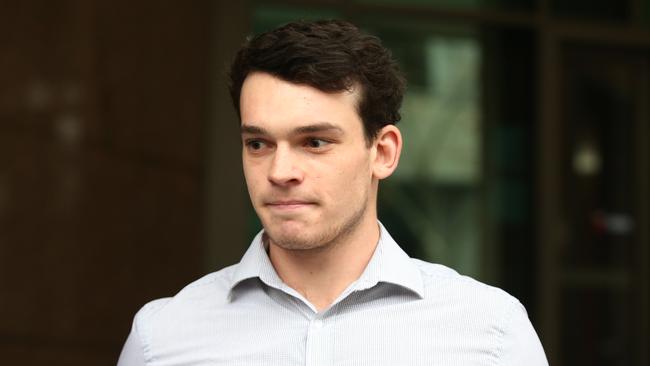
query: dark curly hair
[{"left": 228, "top": 19, "right": 406, "bottom": 143}]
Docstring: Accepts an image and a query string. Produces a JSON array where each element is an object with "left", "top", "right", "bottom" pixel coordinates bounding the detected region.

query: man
[{"left": 118, "top": 20, "right": 548, "bottom": 365}]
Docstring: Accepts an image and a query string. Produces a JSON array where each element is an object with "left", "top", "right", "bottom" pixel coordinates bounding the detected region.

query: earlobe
[{"left": 372, "top": 125, "right": 402, "bottom": 180}]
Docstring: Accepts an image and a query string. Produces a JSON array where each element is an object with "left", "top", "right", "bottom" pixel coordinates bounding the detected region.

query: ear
[{"left": 371, "top": 125, "right": 402, "bottom": 180}]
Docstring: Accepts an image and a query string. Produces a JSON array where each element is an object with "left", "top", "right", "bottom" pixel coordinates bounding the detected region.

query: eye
[
  {"left": 306, "top": 138, "right": 330, "bottom": 149},
  {"left": 245, "top": 139, "right": 267, "bottom": 151}
]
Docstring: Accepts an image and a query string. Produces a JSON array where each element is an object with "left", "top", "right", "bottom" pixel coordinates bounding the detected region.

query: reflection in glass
[
  {"left": 560, "top": 44, "right": 644, "bottom": 366},
  {"left": 368, "top": 23, "right": 483, "bottom": 278}
]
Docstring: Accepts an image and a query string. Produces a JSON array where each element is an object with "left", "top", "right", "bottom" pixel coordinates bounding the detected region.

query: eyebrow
[
  {"left": 240, "top": 125, "right": 268, "bottom": 135},
  {"left": 241, "top": 122, "right": 344, "bottom": 136}
]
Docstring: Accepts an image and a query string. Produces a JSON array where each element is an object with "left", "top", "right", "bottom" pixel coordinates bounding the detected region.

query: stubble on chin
[{"left": 262, "top": 199, "right": 368, "bottom": 253}]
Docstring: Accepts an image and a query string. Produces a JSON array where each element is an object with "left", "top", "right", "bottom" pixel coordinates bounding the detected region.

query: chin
[
  {"left": 264, "top": 223, "right": 327, "bottom": 251},
  {"left": 267, "top": 232, "right": 323, "bottom": 251}
]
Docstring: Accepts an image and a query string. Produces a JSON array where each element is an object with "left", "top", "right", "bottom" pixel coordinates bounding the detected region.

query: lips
[{"left": 265, "top": 200, "right": 315, "bottom": 210}]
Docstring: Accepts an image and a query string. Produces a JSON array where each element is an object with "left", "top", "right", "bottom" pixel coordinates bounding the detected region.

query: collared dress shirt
[{"left": 118, "top": 224, "right": 548, "bottom": 366}]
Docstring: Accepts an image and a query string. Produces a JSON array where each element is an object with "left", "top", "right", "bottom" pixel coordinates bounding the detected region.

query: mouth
[{"left": 265, "top": 200, "right": 315, "bottom": 211}]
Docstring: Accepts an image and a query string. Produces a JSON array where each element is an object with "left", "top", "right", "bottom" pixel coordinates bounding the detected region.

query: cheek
[
  {"left": 346, "top": 151, "right": 372, "bottom": 178},
  {"left": 328, "top": 154, "right": 371, "bottom": 193},
  {"left": 243, "top": 162, "right": 265, "bottom": 196},
  {"left": 242, "top": 165, "right": 253, "bottom": 189}
]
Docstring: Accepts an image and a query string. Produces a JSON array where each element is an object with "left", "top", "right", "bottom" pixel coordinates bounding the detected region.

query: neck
[{"left": 268, "top": 216, "right": 380, "bottom": 312}]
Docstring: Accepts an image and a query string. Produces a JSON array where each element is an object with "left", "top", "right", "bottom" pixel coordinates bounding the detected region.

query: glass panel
[
  {"left": 480, "top": 27, "right": 537, "bottom": 303},
  {"left": 561, "top": 288, "right": 633, "bottom": 366},
  {"left": 365, "top": 19, "right": 537, "bottom": 293},
  {"left": 561, "top": 46, "right": 640, "bottom": 270},
  {"left": 643, "top": 1, "right": 650, "bottom": 27},
  {"left": 551, "top": 0, "right": 630, "bottom": 22},
  {"left": 252, "top": 3, "right": 340, "bottom": 34},
  {"left": 559, "top": 43, "right": 647, "bottom": 366},
  {"left": 357, "top": 18, "right": 484, "bottom": 278},
  {"left": 354, "top": 0, "right": 536, "bottom": 12}
]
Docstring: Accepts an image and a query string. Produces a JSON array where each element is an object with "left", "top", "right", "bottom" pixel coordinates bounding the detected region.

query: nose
[{"left": 268, "top": 145, "right": 304, "bottom": 186}]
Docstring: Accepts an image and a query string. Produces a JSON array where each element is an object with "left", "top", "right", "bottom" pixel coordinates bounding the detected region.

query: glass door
[{"left": 557, "top": 43, "right": 650, "bottom": 366}]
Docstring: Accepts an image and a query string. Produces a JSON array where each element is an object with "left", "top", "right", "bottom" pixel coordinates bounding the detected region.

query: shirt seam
[
  {"left": 137, "top": 300, "right": 168, "bottom": 365},
  {"left": 491, "top": 298, "right": 518, "bottom": 366},
  {"left": 139, "top": 309, "right": 153, "bottom": 365}
]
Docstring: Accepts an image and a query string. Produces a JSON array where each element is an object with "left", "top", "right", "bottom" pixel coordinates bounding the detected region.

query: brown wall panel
[{"left": 1, "top": 1, "right": 213, "bottom": 364}]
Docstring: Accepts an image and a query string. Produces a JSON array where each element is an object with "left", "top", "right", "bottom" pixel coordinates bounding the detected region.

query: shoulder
[
  {"left": 405, "top": 260, "right": 548, "bottom": 364},
  {"left": 132, "top": 264, "right": 239, "bottom": 333},
  {"left": 411, "top": 258, "right": 529, "bottom": 337},
  {"left": 414, "top": 258, "right": 523, "bottom": 308},
  {"left": 124, "top": 265, "right": 242, "bottom": 362}
]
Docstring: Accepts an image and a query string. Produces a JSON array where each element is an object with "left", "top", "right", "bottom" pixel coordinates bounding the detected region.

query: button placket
[{"left": 305, "top": 315, "right": 331, "bottom": 366}]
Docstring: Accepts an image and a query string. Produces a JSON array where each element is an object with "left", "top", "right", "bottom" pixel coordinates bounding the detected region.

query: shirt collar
[
  {"left": 229, "top": 230, "right": 284, "bottom": 292},
  {"left": 228, "top": 222, "right": 424, "bottom": 299},
  {"left": 354, "top": 222, "right": 424, "bottom": 298}
]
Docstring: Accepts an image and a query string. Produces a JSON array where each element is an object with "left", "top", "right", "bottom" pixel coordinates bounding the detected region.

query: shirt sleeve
[
  {"left": 498, "top": 301, "right": 549, "bottom": 366},
  {"left": 117, "top": 320, "right": 147, "bottom": 366}
]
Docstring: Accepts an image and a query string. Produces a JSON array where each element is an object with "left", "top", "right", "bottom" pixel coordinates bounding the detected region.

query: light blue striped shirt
[{"left": 118, "top": 224, "right": 548, "bottom": 365}]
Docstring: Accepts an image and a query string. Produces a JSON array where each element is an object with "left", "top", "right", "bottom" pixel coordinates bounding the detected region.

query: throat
[
  {"left": 267, "top": 225, "right": 380, "bottom": 312},
  {"left": 286, "top": 277, "right": 351, "bottom": 312}
]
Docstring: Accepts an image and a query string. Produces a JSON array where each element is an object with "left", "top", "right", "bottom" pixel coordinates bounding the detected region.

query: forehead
[{"left": 240, "top": 72, "right": 363, "bottom": 135}]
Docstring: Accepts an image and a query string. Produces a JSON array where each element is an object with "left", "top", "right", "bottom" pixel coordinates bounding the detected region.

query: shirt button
[{"left": 313, "top": 319, "right": 324, "bottom": 329}]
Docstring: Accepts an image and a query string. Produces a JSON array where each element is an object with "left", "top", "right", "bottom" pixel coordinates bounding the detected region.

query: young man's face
[{"left": 240, "top": 72, "right": 376, "bottom": 251}]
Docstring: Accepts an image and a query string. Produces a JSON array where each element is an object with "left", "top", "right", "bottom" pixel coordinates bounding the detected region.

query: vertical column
[
  {"left": 635, "top": 54, "right": 650, "bottom": 366},
  {"left": 203, "top": 0, "right": 251, "bottom": 271},
  {"left": 536, "top": 4, "right": 562, "bottom": 363}
]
